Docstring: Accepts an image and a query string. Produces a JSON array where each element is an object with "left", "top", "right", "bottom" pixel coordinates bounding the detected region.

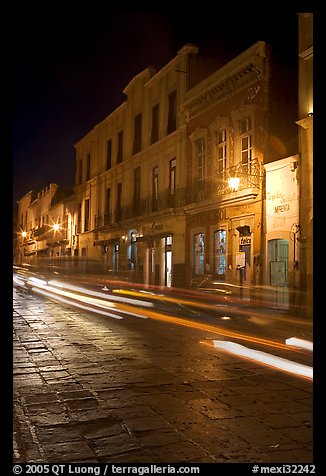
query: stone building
[
  {"left": 182, "top": 41, "right": 298, "bottom": 298},
  {"left": 15, "top": 184, "right": 74, "bottom": 264},
  {"left": 73, "top": 44, "right": 222, "bottom": 287}
]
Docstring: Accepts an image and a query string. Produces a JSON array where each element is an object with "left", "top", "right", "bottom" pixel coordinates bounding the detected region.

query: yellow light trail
[
  {"left": 112, "top": 288, "right": 310, "bottom": 327},
  {"left": 16, "top": 276, "right": 310, "bottom": 356},
  {"left": 111, "top": 289, "right": 310, "bottom": 353}
]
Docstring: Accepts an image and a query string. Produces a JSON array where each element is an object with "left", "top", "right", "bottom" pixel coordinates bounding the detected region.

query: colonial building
[
  {"left": 182, "top": 41, "right": 298, "bottom": 296},
  {"left": 264, "top": 155, "right": 300, "bottom": 308},
  {"left": 73, "top": 44, "right": 222, "bottom": 287},
  {"left": 15, "top": 184, "right": 75, "bottom": 264},
  {"left": 15, "top": 38, "right": 301, "bottom": 302}
]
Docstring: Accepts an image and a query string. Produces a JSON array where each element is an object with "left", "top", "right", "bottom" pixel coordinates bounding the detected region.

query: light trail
[
  {"left": 285, "top": 337, "right": 313, "bottom": 351},
  {"left": 14, "top": 274, "right": 310, "bottom": 357},
  {"left": 48, "top": 280, "right": 154, "bottom": 307},
  {"left": 32, "top": 287, "right": 124, "bottom": 319},
  {"left": 111, "top": 288, "right": 311, "bottom": 326},
  {"left": 212, "top": 340, "right": 313, "bottom": 380},
  {"left": 28, "top": 281, "right": 148, "bottom": 320}
]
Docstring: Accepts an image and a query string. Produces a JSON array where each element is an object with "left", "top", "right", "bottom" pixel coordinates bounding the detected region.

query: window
[
  {"left": 217, "top": 129, "right": 227, "bottom": 176},
  {"left": 116, "top": 182, "right": 122, "bottom": 221},
  {"left": 128, "top": 231, "right": 137, "bottom": 269},
  {"left": 105, "top": 188, "right": 111, "bottom": 225},
  {"left": 133, "top": 113, "right": 142, "bottom": 154},
  {"left": 193, "top": 233, "right": 205, "bottom": 275},
  {"left": 117, "top": 130, "right": 123, "bottom": 164},
  {"left": 196, "top": 139, "right": 206, "bottom": 199},
  {"left": 152, "top": 166, "right": 159, "bottom": 211},
  {"left": 86, "top": 154, "right": 91, "bottom": 181},
  {"left": 240, "top": 117, "right": 253, "bottom": 171},
  {"left": 169, "top": 158, "right": 176, "bottom": 207},
  {"left": 151, "top": 103, "right": 159, "bottom": 144},
  {"left": 133, "top": 167, "right": 141, "bottom": 215},
  {"left": 106, "top": 139, "right": 112, "bottom": 170},
  {"left": 84, "top": 199, "right": 90, "bottom": 232},
  {"left": 167, "top": 90, "right": 177, "bottom": 134},
  {"left": 214, "top": 230, "right": 227, "bottom": 275},
  {"left": 77, "top": 203, "right": 82, "bottom": 233},
  {"left": 78, "top": 159, "right": 83, "bottom": 185}
]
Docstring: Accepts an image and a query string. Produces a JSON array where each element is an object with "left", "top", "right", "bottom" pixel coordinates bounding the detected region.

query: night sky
[{"left": 13, "top": 11, "right": 300, "bottom": 214}]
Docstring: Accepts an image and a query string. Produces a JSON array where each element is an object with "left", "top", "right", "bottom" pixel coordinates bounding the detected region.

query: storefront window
[
  {"left": 193, "top": 233, "right": 205, "bottom": 275},
  {"left": 214, "top": 230, "right": 226, "bottom": 275}
]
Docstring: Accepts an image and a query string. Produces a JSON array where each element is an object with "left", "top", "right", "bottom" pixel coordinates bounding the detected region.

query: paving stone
[
  {"left": 136, "top": 429, "right": 188, "bottom": 448},
  {"left": 90, "top": 433, "right": 142, "bottom": 458},
  {"left": 150, "top": 441, "right": 209, "bottom": 463},
  {"left": 220, "top": 416, "right": 296, "bottom": 448},
  {"left": 74, "top": 418, "right": 124, "bottom": 439},
  {"left": 34, "top": 425, "right": 81, "bottom": 444},
  {"left": 276, "top": 425, "right": 313, "bottom": 444},
  {"left": 42, "top": 441, "right": 95, "bottom": 462},
  {"left": 65, "top": 397, "right": 100, "bottom": 411},
  {"left": 188, "top": 398, "right": 242, "bottom": 419},
  {"left": 257, "top": 413, "right": 306, "bottom": 429},
  {"left": 28, "top": 412, "right": 71, "bottom": 426}
]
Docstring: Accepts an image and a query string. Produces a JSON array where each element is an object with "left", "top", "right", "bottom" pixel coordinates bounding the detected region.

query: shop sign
[
  {"left": 236, "top": 252, "right": 246, "bottom": 269},
  {"left": 265, "top": 157, "right": 299, "bottom": 232},
  {"left": 239, "top": 236, "right": 251, "bottom": 245}
]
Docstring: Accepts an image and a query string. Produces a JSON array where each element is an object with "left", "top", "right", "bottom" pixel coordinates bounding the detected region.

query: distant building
[{"left": 15, "top": 184, "right": 75, "bottom": 264}]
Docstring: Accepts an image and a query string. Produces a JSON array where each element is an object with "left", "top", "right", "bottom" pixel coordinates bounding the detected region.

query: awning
[
  {"left": 94, "top": 237, "right": 120, "bottom": 246},
  {"left": 136, "top": 231, "right": 174, "bottom": 243}
]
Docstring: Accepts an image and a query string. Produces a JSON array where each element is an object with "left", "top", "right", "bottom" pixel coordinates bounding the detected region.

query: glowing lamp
[{"left": 228, "top": 176, "right": 240, "bottom": 192}]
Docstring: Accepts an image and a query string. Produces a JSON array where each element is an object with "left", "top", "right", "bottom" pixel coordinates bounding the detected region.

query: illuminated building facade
[
  {"left": 73, "top": 44, "right": 222, "bottom": 287},
  {"left": 182, "top": 41, "right": 298, "bottom": 299},
  {"left": 15, "top": 37, "right": 303, "bottom": 305},
  {"left": 16, "top": 184, "right": 75, "bottom": 264}
]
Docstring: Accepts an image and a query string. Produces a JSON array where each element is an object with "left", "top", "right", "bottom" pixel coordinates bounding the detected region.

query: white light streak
[
  {"left": 13, "top": 275, "right": 26, "bottom": 287},
  {"left": 48, "top": 280, "right": 153, "bottom": 307},
  {"left": 213, "top": 340, "right": 313, "bottom": 379},
  {"left": 27, "top": 278, "right": 148, "bottom": 320},
  {"left": 32, "top": 287, "right": 123, "bottom": 319},
  {"left": 27, "top": 277, "right": 48, "bottom": 287},
  {"left": 285, "top": 337, "right": 313, "bottom": 352}
]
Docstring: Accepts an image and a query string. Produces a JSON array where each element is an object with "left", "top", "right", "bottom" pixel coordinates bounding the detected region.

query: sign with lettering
[
  {"left": 265, "top": 157, "right": 299, "bottom": 232},
  {"left": 239, "top": 236, "right": 251, "bottom": 246},
  {"left": 236, "top": 252, "right": 246, "bottom": 269}
]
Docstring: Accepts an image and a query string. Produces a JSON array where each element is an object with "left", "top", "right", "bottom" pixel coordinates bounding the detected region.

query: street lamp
[
  {"left": 227, "top": 159, "right": 263, "bottom": 192},
  {"left": 21, "top": 231, "right": 27, "bottom": 238},
  {"left": 227, "top": 176, "right": 241, "bottom": 192}
]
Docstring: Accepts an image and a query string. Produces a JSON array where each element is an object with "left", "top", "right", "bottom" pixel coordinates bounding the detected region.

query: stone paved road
[{"left": 13, "top": 287, "right": 313, "bottom": 464}]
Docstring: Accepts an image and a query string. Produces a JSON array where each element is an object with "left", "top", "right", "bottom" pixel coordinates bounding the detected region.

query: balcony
[
  {"left": 33, "top": 226, "right": 48, "bottom": 241},
  {"left": 188, "top": 158, "right": 262, "bottom": 204},
  {"left": 115, "top": 187, "right": 187, "bottom": 222}
]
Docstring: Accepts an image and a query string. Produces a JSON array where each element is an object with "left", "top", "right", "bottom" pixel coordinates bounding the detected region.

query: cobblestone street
[{"left": 13, "top": 287, "right": 313, "bottom": 464}]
